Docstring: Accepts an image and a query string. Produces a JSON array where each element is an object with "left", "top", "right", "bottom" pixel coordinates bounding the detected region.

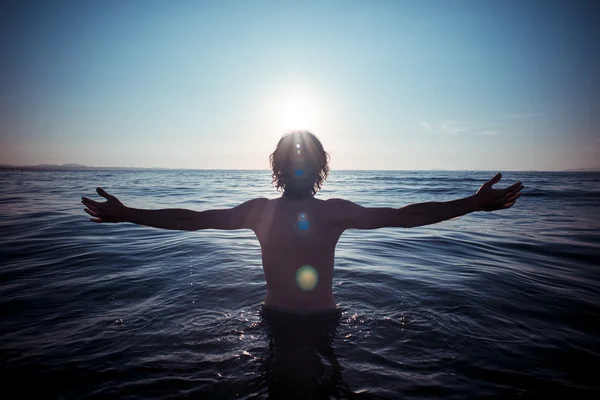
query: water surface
[{"left": 1, "top": 170, "right": 599, "bottom": 398}]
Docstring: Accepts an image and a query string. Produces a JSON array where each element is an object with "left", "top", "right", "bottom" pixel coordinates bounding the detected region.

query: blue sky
[{"left": 1, "top": 0, "right": 598, "bottom": 170}]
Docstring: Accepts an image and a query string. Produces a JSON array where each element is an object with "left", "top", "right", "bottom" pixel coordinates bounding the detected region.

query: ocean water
[{"left": 1, "top": 169, "right": 599, "bottom": 399}]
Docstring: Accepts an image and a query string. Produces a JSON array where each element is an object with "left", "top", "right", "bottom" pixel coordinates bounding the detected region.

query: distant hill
[
  {"left": 62, "top": 163, "right": 87, "bottom": 168},
  {"left": 0, "top": 163, "right": 168, "bottom": 171},
  {"left": 564, "top": 167, "right": 600, "bottom": 172}
]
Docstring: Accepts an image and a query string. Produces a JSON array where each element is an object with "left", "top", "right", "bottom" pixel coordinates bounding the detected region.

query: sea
[{"left": 1, "top": 169, "right": 599, "bottom": 399}]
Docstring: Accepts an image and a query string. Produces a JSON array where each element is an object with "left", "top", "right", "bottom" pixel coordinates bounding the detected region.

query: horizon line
[{"left": 1, "top": 163, "right": 599, "bottom": 173}]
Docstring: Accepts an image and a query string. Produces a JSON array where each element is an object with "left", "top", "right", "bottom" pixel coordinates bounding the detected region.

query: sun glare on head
[{"left": 277, "top": 96, "right": 316, "bottom": 130}]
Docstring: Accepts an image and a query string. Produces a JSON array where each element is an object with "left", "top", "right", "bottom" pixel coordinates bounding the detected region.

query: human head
[{"left": 269, "top": 130, "right": 330, "bottom": 198}]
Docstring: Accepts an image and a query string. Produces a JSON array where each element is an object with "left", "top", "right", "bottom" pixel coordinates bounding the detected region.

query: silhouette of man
[{"left": 82, "top": 130, "right": 523, "bottom": 313}]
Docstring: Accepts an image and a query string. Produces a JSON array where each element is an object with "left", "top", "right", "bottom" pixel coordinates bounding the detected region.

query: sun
[{"left": 276, "top": 96, "right": 316, "bottom": 130}]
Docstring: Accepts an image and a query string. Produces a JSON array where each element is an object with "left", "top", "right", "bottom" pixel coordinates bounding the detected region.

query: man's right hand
[{"left": 82, "top": 187, "right": 127, "bottom": 223}]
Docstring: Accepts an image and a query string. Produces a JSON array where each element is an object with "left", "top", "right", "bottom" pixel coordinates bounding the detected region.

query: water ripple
[{"left": 1, "top": 170, "right": 599, "bottom": 398}]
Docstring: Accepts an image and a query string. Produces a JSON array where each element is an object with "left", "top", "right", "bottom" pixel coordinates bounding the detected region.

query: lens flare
[
  {"left": 296, "top": 265, "right": 318, "bottom": 291},
  {"left": 297, "top": 212, "right": 310, "bottom": 231}
]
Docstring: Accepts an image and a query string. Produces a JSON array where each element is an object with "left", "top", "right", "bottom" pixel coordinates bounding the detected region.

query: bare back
[{"left": 252, "top": 197, "right": 343, "bottom": 312}]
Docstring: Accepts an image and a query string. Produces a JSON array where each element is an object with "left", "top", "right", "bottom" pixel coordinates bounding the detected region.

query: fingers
[
  {"left": 83, "top": 189, "right": 119, "bottom": 223},
  {"left": 503, "top": 181, "right": 523, "bottom": 194},
  {"left": 486, "top": 173, "right": 502, "bottom": 187},
  {"left": 85, "top": 207, "right": 103, "bottom": 222},
  {"left": 495, "top": 189, "right": 521, "bottom": 205},
  {"left": 500, "top": 186, "right": 523, "bottom": 201},
  {"left": 504, "top": 192, "right": 521, "bottom": 204},
  {"left": 82, "top": 199, "right": 104, "bottom": 218},
  {"left": 501, "top": 201, "right": 516, "bottom": 209},
  {"left": 84, "top": 208, "right": 98, "bottom": 217},
  {"left": 85, "top": 208, "right": 117, "bottom": 223},
  {"left": 96, "top": 187, "right": 113, "bottom": 200},
  {"left": 84, "top": 207, "right": 108, "bottom": 222},
  {"left": 85, "top": 203, "right": 100, "bottom": 213},
  {"left": 483, "top": 188, "right": 522, "bottom": 211},
  {"left": 81, "top": 197, "right": 101, "bottom": 208},
  {"left": 493, "top": 191, "right": 521, "bottom": 210}
]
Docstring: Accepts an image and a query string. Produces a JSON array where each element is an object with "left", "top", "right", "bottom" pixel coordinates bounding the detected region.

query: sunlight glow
[{"left": 277, "top": 96, "right": 316, "bottom": 130}]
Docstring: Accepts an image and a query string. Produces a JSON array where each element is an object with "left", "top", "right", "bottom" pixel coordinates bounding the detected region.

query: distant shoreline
[
  {"left": 1, "top": 164, "right": 599, "bottom": 172},
  {"left": 0, "top": 164, "right": 172, "bottom": 172}
]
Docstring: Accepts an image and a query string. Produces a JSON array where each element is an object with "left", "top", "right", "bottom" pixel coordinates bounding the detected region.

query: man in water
[{"left": 82, "top": 130, "right": 523, "bottom": 314}]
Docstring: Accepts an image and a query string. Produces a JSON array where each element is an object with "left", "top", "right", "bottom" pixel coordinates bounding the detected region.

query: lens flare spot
[
  {"left": 296, "top": 265, "right": 318, "bottom": 291},
  {"left": 296, "top": 212, "right": 309, "bottom": 231},
  {"left": 297, "top": 219, "right": 310, "bottom": 231},
  {"left": 295, "top": 169, "right": 304, "bottom": 177},
  {"left": 296, "top": 143, "right": 301, "bottom": 149}
]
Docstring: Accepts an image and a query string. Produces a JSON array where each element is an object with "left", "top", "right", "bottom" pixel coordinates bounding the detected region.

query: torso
[{"left": 252, "top": 196, "right": 344, "bottom": 313}]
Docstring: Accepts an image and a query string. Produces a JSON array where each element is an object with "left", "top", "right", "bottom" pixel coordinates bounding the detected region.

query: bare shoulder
[
  {"left": 324, "top": 198, "right": 353, "bottom": 204},
  {"left": 221, "top": 197, "right": 269, "bottom": 230},
  {"left": 323, "top": 198, "right": 396, "bottom": 230},
  {"left": 243, "top": 197, "right": 270, "bottom": 206},
  {"left": 236, "top": 197, "right": 270, "bottom": 212},
  {"left": 322, "top": 198, "right": 365, "bottom": 227},
  {"left": 324, "top": 198, "right": 362, "bottom": 211},
  {"left": 232, "top": 196, "right": 269, "bottom": 216}
]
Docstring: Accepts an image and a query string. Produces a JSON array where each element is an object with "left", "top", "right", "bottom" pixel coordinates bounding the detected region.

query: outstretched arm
[
  {"left": 82, "top": 188, "right": 266, "bottom": 231},
  {"left": 328, "top": 173, "right": 523, "bottom": 230}
]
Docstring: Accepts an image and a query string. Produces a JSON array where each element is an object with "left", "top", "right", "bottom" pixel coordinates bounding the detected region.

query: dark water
[{"left": 1, "top": 170, "right": 599, "bottom": 399}]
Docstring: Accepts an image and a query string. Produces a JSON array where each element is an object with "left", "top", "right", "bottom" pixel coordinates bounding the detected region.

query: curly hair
[{"left": 269, "top": 130, "right": 330, "bottom": 198}]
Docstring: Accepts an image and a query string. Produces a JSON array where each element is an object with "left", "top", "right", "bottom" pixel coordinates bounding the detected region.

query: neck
[{"left": 282, "top": 190, "right": 314, "bottom": 199}]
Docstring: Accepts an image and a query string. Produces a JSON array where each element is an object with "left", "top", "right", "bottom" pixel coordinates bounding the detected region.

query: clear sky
[{"left": 1, "top": 0, "right": 598, "bottom": 170}]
